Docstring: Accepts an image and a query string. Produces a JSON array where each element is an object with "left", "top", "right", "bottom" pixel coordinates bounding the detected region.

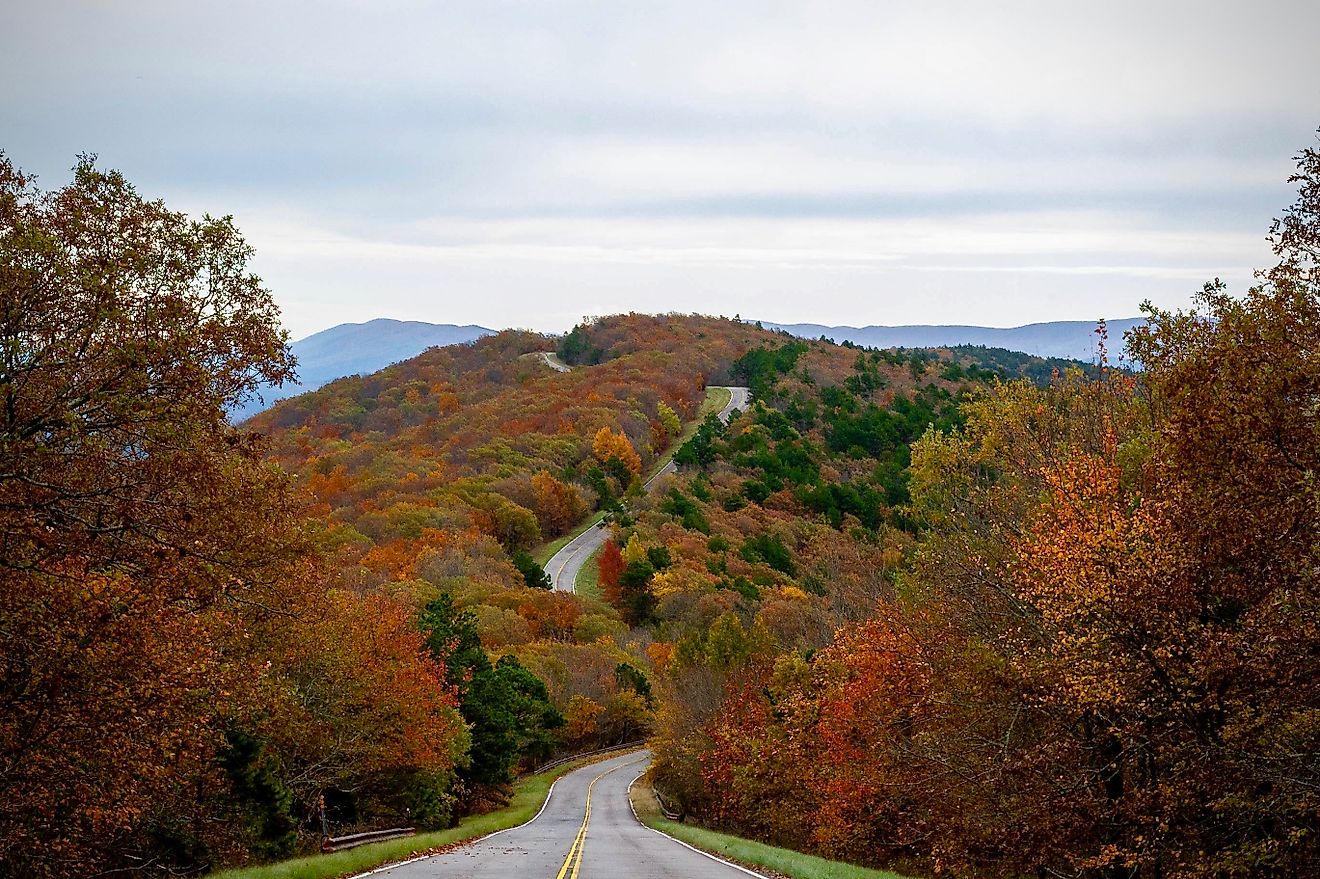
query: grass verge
[
  {"left": 532, "top": 511, "right": 607, "bottom": 566},
  {"left": 628, "top": 778, "right": 914, "bottom": 879},
  {"left": 575, "top": 543, "right": 604, "bottom": 601},
  {"left": 214, "top": 754, "right": 611, "bottom": 879}
]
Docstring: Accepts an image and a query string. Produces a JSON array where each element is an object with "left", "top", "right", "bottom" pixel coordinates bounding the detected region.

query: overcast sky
[{"left": 5, "top": 1, "right": 1318, "bottom": 338}]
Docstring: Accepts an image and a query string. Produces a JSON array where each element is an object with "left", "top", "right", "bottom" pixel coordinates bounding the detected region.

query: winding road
[
  {"left": 544, "top": 386, "right": 750, "bottom": 592},
  {"left": 368, "top": 379, "right": 758, "bottom": 875},
  {"left": 539, "top": 352, "right": 572, "bottom": 373},
  {"left": 366, "top": 751, "right": 763, "bottom": 879}
]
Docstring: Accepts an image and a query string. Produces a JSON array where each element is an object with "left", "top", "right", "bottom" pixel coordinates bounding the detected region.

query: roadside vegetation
[
  {"left": 629, "top": 779, "right": 910, "bottom": 879},
  {"left": 8, "top": 131, "right": 1320, "bottom": 879},
  {"left": 639, "top": 138, "right": 1320, "bottom": 878},
  {"left": 214, "top": 752, "right": 626, "bottom": 879}
]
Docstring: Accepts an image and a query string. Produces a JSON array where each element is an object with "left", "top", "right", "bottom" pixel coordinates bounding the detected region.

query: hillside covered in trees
[
  {"left": 7, "top": 134, "right": 1320, "bottom": 879},
  {"left": 243, "top": 310, "right": 1084, "bottom": 832},
  {"left": 635, "top": 146, "right": 1320, "bottom": 878}
]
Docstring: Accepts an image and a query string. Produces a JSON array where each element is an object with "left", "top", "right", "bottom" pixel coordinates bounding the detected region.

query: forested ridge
[
  {"left": 635, "top": 148, "right": 1320, "bottom": 878},
  {"left": 5, "top": 134, "right": 1320, "bottom": 879}
]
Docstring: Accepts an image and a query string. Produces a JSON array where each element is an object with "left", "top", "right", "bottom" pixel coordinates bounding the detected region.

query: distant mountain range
[
  {"left": 231, "top": 318, "right": 492, "bottom": 422},
  {"left": 231, "top": 315, "right": 1143, "bottom": 422},
  {"left": 760, "top": 318, "right": 1145, "bottom": 363}
]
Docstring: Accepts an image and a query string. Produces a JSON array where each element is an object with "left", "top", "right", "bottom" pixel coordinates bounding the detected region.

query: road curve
[
  {"left": 367, "top": 750, "right": 764, "bottom": 879},
  {"left": 519, "top": 351, "right": 573, "bottom": 372},
  {"left": 540, "top": 352, "right": 572, "bottom": 373},
  {"left": 545, "top": 387, "right": 749, "bottom": 592}
]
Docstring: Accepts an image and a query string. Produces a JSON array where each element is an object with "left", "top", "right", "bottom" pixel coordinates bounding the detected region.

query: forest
[{"left": 3, "top": 136, "right": 1319, "bottom": 879}]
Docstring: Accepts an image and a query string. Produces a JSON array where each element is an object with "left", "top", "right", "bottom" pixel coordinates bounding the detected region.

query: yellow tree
[{"left": 592, "top": 426, "right": 642, "bottom": 477}]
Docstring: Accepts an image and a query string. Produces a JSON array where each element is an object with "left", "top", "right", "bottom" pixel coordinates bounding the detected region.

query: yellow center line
[
  {"left": 551, "top": 536, "right": 591, "bottom": 588},
  {"left": 554, "top": 757, "right": 645, "bottom": 879}
]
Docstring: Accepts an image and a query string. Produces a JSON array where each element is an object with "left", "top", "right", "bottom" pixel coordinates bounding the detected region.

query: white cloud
[
  {"left": 240, "top": 209, "right": 1268, "bottom": 336},
  {"left": 2, "top": 0, "right": 1315, "bottom": 337}
]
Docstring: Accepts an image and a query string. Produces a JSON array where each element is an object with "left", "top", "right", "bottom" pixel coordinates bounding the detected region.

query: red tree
[{"left": 598, "top": 539, "right": 626, "bottom": 606}]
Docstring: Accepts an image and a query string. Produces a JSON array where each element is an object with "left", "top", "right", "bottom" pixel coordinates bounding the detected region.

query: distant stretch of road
[
  {"left": 540, "top": 351, "right": 572, "bottom": 372},
  {"left": 368, "top": 750, "right": 764, "bottom": 879},
  {"left": 519, "top": 351, "right": 574, "bottom": 373},
  {"left": 545, "top": 386, "right": 750, "bottom": 592}
]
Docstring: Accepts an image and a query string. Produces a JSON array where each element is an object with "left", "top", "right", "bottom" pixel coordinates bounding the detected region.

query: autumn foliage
[
  {"left": 593, "top": 426, "right": 642, "bottom": 478},
  {"left": 0, "top": 156, "right": 465, "bottom": 877},
  {"left": 13, "top": 133, "right": 1320, "bottom": 879},
  {"left": 597, "top": 539, "right": 626, "bottom": 605},
  {"left": 676, "top": 139, "right": 1320, "bottom": 878}
]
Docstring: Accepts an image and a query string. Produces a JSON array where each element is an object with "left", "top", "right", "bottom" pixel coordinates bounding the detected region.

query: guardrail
[
  {"left": 533, "top": 739, "right": 646, "bottom": 774},
  {"left": 321, "top": 826, "right": 415, "bottom": 853},
  {"left": 652, "top": 786, "right": 684, "bottom": 821},
  {"left": 315, "top": 741, "right": 646, "bottom": 853}
]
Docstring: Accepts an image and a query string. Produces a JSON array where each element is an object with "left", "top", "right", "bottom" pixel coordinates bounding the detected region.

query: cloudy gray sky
[{"left": 5, "top": 1, "right": 1318, "bottom": 338}]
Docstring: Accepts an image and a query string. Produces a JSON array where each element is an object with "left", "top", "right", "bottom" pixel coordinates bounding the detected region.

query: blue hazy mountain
[
  {"left": 760, "top": 317, "right": 1145, "bottom": 363},
  {"left": 232, "top": 315, "right": 1141, "bottom": 422},
  {"left": 232, "top": 318, "right": 493, "bottom": 422}
]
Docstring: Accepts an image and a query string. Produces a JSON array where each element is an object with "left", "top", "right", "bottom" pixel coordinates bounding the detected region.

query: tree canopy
[
  {"left": 677, "top": 133, "right": 1320, "bottom": 879},
  {"left": 0, "top": 156, "right": 466, "bottom": 877}
]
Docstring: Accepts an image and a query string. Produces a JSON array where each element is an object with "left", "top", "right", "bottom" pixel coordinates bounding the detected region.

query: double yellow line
[{"left": 554, "top": 757, "right": 643, "bottom": 879}]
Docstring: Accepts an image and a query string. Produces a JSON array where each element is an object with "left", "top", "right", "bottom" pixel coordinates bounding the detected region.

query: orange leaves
[
  {"left": 513, "top": 590, "right": 583, "bottom": 641},
  {"left": 1016, "top": 454, "right": 1129, "bottom": 622},
  {"left": 646, "top": 640, "right": 675, "bottom": 671},
  {"left": 262, "top": 589, "right": 466, "bottom": 781},
  {"left": 1012, "top": 448, "right": 1202, "bottom": 719},
  {"left": 360, "top": 528, "right": 455, "bottom": 580},
  {"left": 0, "top": 565, "right": 224, "bottom": 874},
  {"left": 435, "top": 390, "right": 460, "bottom": 414},
  {"left": 650, "top": 416, "right": 672, "bottom": 455},
  {"left": 593, "top": 426, "right": 642, "bottom": 477},
  {"left": 700, "top": 666, "right": 824, "bottom": 850},
  {"left": 563, "top": 695, "right": 606, "bottom": 749},
  {"left": 598, "top": 539, "right": 626, "bottom": 606},
  {"left": 530, "top": 469, "right": 587, "bottom": 536},
  {"left": 306, "top": 462, "right": 353, "bottom": 500}
]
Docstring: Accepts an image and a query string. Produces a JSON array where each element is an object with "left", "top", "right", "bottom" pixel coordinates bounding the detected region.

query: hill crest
[
  {"left": 232, "top": 318, "right": 492, "bottom": 421},
  {"left": 760, "top": 317, "right": 1144, "bottom": 362}
]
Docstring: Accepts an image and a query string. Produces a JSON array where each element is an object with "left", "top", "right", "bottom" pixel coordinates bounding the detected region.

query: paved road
[
  {"left": 369, "top": 751, "right": 762, "bottom": 879},
  {"left": 545, "top": 515, "right": 611, "bottom": 594},
  {"left": 545, "top": 386, "right": 749, "bottom": 592},
  {"left": 540, "top": 352, "right": 572, "bottom": 373},
  {"left": 519, "top": 352, "right": 573, "bottom": 373}
]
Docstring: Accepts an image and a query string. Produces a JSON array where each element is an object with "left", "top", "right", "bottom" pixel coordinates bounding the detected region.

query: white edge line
[
  {"left": 625, "top": 770, "right": 773, "bottom": 879},
  {"left": 349, "top": 750, "right": 648, "bottom": 878},
  {"left": 346, "top": 775, "right": 566, "bottom": 879},
  {"left": 347, "top": 852, "right": 431, "bottom": 878}
]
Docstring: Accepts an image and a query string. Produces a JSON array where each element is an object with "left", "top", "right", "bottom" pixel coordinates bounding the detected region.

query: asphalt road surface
[
  {"left": 540, "top": 352, "right": 572, "bottom": 373},
  {"left": 545, "top": 386, "right": 750, "bottom": 592},
  {"left": 368, "top": 751, "right": 763, "bottom": 879}
]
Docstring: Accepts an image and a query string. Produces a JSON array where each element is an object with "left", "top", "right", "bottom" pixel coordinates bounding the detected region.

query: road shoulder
[{"left": 626, "top": 776, "right": 913, "bottom": 879}]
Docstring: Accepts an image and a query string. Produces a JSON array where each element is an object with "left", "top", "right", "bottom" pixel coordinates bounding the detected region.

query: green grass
[
  {"left": 532, "top": 511, "right": 607, "bottom": 566},
  {"left": 629, "top": 779, "right": 915, "bottom": 879},
  {"left": 214, "top": 755, "right": 610, "bottom": 879},
  {"left": 575, "top": 543, "right": 604, "bottom": 601}
]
